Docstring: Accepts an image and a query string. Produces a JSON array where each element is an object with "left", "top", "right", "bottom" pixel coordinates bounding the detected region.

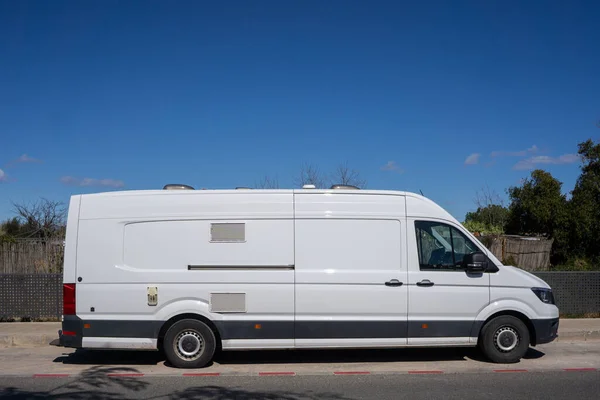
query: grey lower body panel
[
  {"left": 532, "top": 318, "right": 559, "bottom": 345},
  {"left": 59, "top": 315, "right": 83, "bottom": 348},
  {"left": 59, "top": 316, "right": 162, "bottom": 349},
  {"left": 59, "top": 318, "right": 482, "bottom": 348}
]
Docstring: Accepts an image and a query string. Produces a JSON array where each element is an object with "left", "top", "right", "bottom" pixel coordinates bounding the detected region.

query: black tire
[
  {"left": 163, "top": 319, "right": 216, "bottom": 368},
  {"left": 479, "top": 315, "right": 530, "bottom": 363}
]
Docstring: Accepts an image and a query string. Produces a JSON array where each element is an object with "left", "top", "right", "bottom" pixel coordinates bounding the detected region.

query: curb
[
  {"left": 1, "top": 331, "right": 600, "bottom": 348},
  {"left": 0, "top": 334, "right": 59, "bottom": 348},
  {"left": 556, "top": 330, "right": 600, "bottom": 341},
  {"left": 2, "top": 367, "right": 595, "bottom": 379}
]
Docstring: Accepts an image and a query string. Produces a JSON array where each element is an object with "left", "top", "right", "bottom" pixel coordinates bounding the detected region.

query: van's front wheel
[
  {"left": 163, "top": 319, "right": 216, "bottom": 368},
  {"left": 479, "top": 316, "right": 530, "bottom": 364}
]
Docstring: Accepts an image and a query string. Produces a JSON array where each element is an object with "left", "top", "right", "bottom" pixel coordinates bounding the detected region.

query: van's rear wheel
[
  {"left": 163, "top": 319, "right": 216, "bottom": 368},
  {"left": 479, "top": 316, "right": 530, "bottom": 364}
]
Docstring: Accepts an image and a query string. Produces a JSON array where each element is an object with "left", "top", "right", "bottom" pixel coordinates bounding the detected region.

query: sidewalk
[
  {"left": 0, "top": 322, "right": 60, "bottom": 347},
  {"left": 1, "top": 319, "right": 599, "bottom": 348},
  {"left": 555, "top": 318, "right": 600, "bottom": 340}
]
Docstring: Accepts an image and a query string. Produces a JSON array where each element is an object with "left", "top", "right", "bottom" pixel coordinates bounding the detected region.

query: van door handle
[
  {"left": 385, "top": 279, "right": 403, "bottom": 287},
  {"left": 416, "top": 279, "right": 434, "bottom": 287}
]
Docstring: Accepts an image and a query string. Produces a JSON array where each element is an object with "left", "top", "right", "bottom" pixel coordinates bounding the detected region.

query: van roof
[
  {"left": 78, "top": 188, "right": 414, "bottom": 197},
  {"left": 75, "top": 189, "right": 456, "bottom": 224}
]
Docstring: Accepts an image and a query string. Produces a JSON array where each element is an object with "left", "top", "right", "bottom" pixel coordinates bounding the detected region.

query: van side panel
[
  {"left": 294, "top": 193, "right": 408, "bottom": 348},
  {"left": 123, "top": 220, "right": 292, "bottom": 271},
  {"left": 73, "top": 192, "right": 295, "bottom": 349}
]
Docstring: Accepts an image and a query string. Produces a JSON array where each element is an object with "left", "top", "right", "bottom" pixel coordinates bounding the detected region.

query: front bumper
[{"left": 532, "top": 318, "right": 559, "bottom": 345}]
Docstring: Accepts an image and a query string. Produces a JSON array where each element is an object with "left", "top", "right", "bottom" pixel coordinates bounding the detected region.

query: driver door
[{"left": 407, "top": 219, "right": 490, "bottom": 345}]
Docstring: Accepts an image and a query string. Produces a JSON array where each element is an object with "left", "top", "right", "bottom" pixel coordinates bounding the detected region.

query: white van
[{"left": 58, "top": 185, "right": 559, "bottom": 368}]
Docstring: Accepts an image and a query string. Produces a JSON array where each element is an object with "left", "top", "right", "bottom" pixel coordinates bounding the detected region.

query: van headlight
[{"left": 531, "top": 288, "right": 555, "bottom": 305}]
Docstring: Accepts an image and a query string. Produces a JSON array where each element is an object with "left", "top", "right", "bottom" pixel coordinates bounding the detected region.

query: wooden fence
[
  {"left": 2, "top": 235, "right": 554, "bottom": 273},
  {"left": 485, "top": 235, "right": 553, "bottom": 271},
  {"left": 0, "top": 240, "right": 64, "bottom": 274}
]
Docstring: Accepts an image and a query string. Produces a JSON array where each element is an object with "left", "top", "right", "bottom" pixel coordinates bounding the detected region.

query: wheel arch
[
  {"left": 158, "top": 313, "right": 222, "bottom": 352},
  {"left": 476, "top": 310, "right": 537, "bottom": 346}
]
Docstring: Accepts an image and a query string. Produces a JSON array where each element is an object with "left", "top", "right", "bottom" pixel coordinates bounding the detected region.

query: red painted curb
[
  {"left": 333, "top": 371, "right": 371, "bottom": 375},
  {"left": 107, "top": 373, "right": 145, "bottom": 377},
  {"left": 33, "top": 374, "right": 70, "bottom": 378},
  {"left": 563, "top": 368, "right": 597, "bottom": 372},
  {"left": 493, "top": 369, "right": 528, "bottom": 373},
  {"left": 183, "top": 372, "right": 222, "bottom": 377},
  {"left": 408, "top": 370, "right": 444, "bottom": 374},
  {"left": 258, "top": 372, "right": 296, "bottom": 376}
]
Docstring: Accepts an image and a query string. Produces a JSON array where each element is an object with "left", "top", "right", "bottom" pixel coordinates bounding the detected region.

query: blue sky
[{"left": 1, "top": 0, "right": 599, "bottom": 221}]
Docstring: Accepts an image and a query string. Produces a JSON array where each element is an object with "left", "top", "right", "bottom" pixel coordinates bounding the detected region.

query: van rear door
[{"left": 62, "top": 195, "right": 81, "bottom": 286}]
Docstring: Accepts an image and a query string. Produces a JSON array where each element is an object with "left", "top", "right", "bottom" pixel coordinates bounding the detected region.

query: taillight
[{"left": 63, "top": 283, "right": 76, "bottom": 315}]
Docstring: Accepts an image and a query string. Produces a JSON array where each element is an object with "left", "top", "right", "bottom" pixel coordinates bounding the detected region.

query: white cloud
[
  {"left": 380, "top": 161, "right": 403, "bottom": 173},
  {"left": 513, "top": 154, "right": 580, "bottom": 170},
  {"left": 0, "top": 169, "right": 7, "bottom": 182},
  {"left": 61, "top": 176, "right": 125, "bottom": 188},
  {"left": 491, "top": 145, "right": 538, "bottom": 158},
  {"left": 4, "top": 154, "right": 42, "bottom": 167},
  {"left": 464, "top": 153, "right": 481, "bottom": 165},
  {"left": 17, "top": 154, "right": 42, "bottom": 163},
  {"left": 60, "top": 176, "right": 78, "bottom": 185},
  {"left": 491, "top": 150, "right": 526, "bottom": 157}
]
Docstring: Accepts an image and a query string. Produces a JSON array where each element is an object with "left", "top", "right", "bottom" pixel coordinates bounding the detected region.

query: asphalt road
[{"left": 0, "top": 371, "right": 599, "bottom": 399}]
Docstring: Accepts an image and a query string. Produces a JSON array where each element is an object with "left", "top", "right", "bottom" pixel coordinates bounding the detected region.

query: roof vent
[
  {"left": 302, "top": 184, "right": 316, "bottom": 189},
  {"left": 330, "top": 184, "right": 360, "bottom": 190},
  {"left": 163, "top": 184, "right": 195, "bottom": 190}
]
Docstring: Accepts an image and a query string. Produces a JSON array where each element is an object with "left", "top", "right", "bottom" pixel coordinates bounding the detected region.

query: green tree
[
  {"left": 506, "top": 170, "right": 567, "bottom": 235},
  {"left": 505, "top": 169, "right": 569, "bottom": 263},
  {"left": 569, "top": 139, "right": 600, "bottom": 261},
  {"left": 465, "top": 205, "right": 509, "bottom": 231},
  {"left": 464, "top": 186, "right": 508, "bottom": 235},
  {"left": 1, "top": 217, "right": 22, "bottom": 237}
]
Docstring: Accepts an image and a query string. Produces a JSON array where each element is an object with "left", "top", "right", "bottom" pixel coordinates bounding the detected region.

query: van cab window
[{"left": 415, "top": 221, "right": 479, "bottom": 271}]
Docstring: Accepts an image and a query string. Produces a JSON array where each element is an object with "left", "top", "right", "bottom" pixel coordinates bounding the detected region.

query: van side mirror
[{"left": 463, "top": 252, "right": 488, "bottom": 273}]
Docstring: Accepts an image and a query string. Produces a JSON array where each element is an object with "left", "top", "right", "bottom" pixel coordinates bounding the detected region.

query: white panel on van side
[
  {"left": 63, "top": 195, "right": 81, "bottom": 284},
  {"left": 122, "top": 220, "right": 293, "bottom": 270},
  {"left": 75, "top": 192, "right": 295, "bottom": 335},
  {"left": 295, "top": 219, "right": 403, "bottom": 283},
  {"left": 294, "top": 192, "right": 406, "bottom": 219},
  {"left": 294, "top": 218, "right": 408, "bottom": 344},
  {"left": 79, "top": 192, "right": 293, "bottom": 220}
]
